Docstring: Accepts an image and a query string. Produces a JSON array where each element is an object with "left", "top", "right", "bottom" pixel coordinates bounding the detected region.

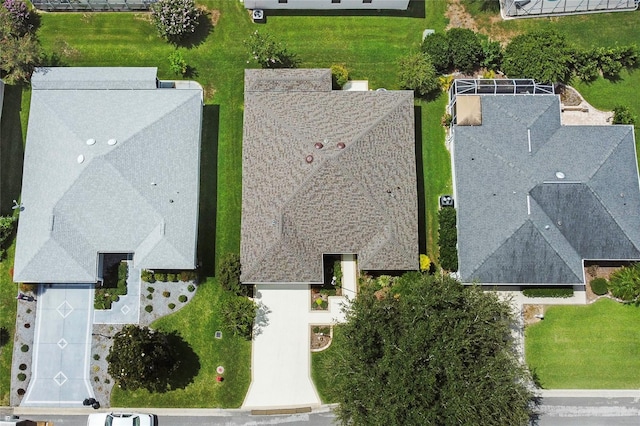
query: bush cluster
[
  {"left": 142, "top": 269, "right": 197, "bottom": 283},
  {"left": 522, "top": 287, "right": 573, "bottom": 298},
  {"left": 0, "top": 216, "right": 16, "bottom": 260},
  {"left": 437, "top": 208, "right": 458, "bottom": 271},
  {"left": 590, "top": 278, "right": 609, "bottom": 296},
  {"left": 94, "top": 262, "right": 128, "bottom": 310},
  {"left": 221, "top": 294, "right": 257, "bottom": 340},
  {"left": 422, "top": 28, "right": 491, "bottom": 74},
  {"left": 150, "top": 0, "right": 201, "bottom": 43},
  {"left": 330, "top": 64, "right": 349, "bottom": 89},
  {"left": 244, "top": 30, "right": 300, "bottom": 69},
  {"left": 219, "top": 253, "right": 242, "bottom": 294},
  {"left": 608, "top": 263, "right": 640, "bottom": 302}
]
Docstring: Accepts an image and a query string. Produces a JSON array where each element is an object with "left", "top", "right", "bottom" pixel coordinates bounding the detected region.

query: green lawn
[
  {"left": 6, "top": 0, "right": 455, "bottom": 407},
  {"left": 0, "top": 242, "right": 17, "bottom": 405},
  {"left": 311, "top": 327, "right": 340, "bottom": 404},
  {"left": 111, "top": 277, "right": 251, "bottom": 407},
  {"left": 525, "top": 299, "right": 640, "bottom": 389}
]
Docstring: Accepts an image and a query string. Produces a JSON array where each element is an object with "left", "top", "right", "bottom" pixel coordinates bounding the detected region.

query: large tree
[
  {"left": 107, "top": 325, "right": 181, "bottom": 393},
  {"left": 325, "top": 273, "right": 534, "bottom": 425},
  {"left": 502, "top": 29, "right": 574, "bottom": 84}
]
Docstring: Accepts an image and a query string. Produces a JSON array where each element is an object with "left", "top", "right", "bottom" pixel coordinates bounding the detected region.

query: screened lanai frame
[
  {"left": 448, "top": 79, "right": 555, "bottom": 126},
  {"left": 31, "top": 0, "right": 156, "bottom": 11},
  {"left": 501, "top": 0, "right": 638, "bottom": 19}
]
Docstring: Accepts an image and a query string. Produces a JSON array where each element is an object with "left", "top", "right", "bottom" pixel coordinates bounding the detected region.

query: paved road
[
  {"left": 10, "top": 396, "right": 640, "bottom": 425},
  {"left": 9, "top": 409, "right": 337, "bottom": 426}
]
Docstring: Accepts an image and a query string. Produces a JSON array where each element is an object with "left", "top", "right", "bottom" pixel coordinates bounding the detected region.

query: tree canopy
[
  {"left": 502, "top": 29, "right": 574, "bottom": 84},
  {"left": 324, "top": 273, "right": 534, "bottom": 426},
  {"left": 150, "top": 0, "right": 202, "bottom": 44},
  {"left": 107, "top": 325, "right": 182, "bottom": 393}
]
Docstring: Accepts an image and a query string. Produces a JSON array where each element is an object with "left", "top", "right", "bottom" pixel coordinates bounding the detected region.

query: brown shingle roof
[{"left": 241, "top": 69, "right": 418, "bottom": 284}]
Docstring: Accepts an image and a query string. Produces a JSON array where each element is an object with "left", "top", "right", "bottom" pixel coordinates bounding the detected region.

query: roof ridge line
[
  {"left": 465, "top": 132, "right": 535, "bottom": 185},
  {"left": 585, "top": 183, "right": 640, "bottom": 253},
  {"left": 528, "top": 95, "right": 559, "bottom": 129},
  {"left": 467, "top": 218, "right": 528, "bottom": 278},
  {"left": 586, "top": 127, "right": 631, "bottom": 181}
]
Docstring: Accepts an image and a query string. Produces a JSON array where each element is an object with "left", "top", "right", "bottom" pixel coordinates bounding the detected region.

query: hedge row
[
  {"left": 522, "top": 287, "right": 573, "bottom": 298},
  {"left": 141, "top": 269, "right": 197, "bottom": 283},
  {"left": 438, "top": 207, "right": 458, "bottom": 272}
]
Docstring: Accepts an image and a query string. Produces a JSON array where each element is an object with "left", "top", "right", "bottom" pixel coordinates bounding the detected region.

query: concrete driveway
[
  {"left": 21, "top": 284, "right": 95, "bottom": 407},
  {"left": 243, "top": 284, "right": 346, "bottom": 409}
]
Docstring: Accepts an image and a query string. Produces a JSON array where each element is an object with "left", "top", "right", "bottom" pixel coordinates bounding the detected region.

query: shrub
[
  {"left": 612, "top": 105, "right": 636, "bottom": 125},
  {"left": 438, "top": 208, "right": 458, "bottom": 271},
  {"left": 147, "top": 286, "right": 155, "bottom": 293},
  {"left": 163, "top": 291, "right": 170, "bottom": 298},
  {"left": 0, "top": 216, "right": 16, "bottom": 259},
  {"left": 178, "top": 295, "right": 187, "bottom": 303},
  {"left": 145, "top": 305, "right": 153, "bottom": 313},
  {"left": 0, "top": 327, "right": 9, "bottom": 346},
  {"left": 168, "top": 51, "right": 187, "bottom": 76},
  {"left": 221, "top": 295, "right": 257, "bottom": 340},
  {"left": 480, "top": 35, "right": 502, "bottom": 71},
  {"left": 168, "top": 303, "right": 176, "bottom": 310},
  {"left": 155, "top": 273, "right": 166, "bottom": 282},
  {"left": 187, "top": 284, "right": 195, "bottom": 292},
  {"left": 93, "top": 354, "right": 100, "bottom": 360},
  {"left": 19, "top": 283, "right": 37, "bottom": 293},
  {"left": 94, "top": 376, "right": 100, "bottom": 382},
  {"left": 330, "top": 64, "right": 349, "bottom": 89},
  {"left": 150, "top": 0, "right": 201, "bottom": 43},
  {"left": 590, "top": 278, "right": 608, "bottom": 296},
  {"left": 146, "top": 294, "right": 153, "bottom": 300},
  {"left": 397, "top": 52, "right": 440, "bottom": 98},
  {"left": 244, "top": 30, "right": 299, "bottom": 69},
  {"left": 609, "top": 264, "right": 640, "bottom": 302},
  {"left": 17, "top": 388, "right": 25, "bottom": 396},
  {"left": 2, "top": 0, "right": 32, "bottom": 36},
  {"left": 167, "top": 273, "right": 178, "bottom": 282},
  {"left": 420, "top": 254, "right": 431, "bottom": 272},
  {"left": 522, "top": 287, "right": 573, "bottom": 298},
  {"left": 17, "top": 373, "right": 26, "bottom": 381},
  {"left": 118, "top": 262, "right": 128, "bottom": 281},
  {"left": 502, "top": 29, "right": 574, "bottom": 83},
  {"left": 421, "top": 32, "right": 450, "bottom": 74},
  {"left": 447, "top": 28, "right": 482, "bottom": 74},
  {"left": 141, "top": 270, "right": 156, "bottom": 283},
  {"left": 21, "top": 344, "right": 29, "bottom": 352},
  {"left": 105, "top": 378, "right": 110, "bottom": 384},
  {"left": 219, "top": 253, "right": 241, "bottom": 294},
  {"left": 18, "top": 363, "right": 26, "bottom": 370}
]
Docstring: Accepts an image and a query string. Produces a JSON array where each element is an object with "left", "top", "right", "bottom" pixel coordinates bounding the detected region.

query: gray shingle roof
[
  {"left": 14, "top": 68, "right": 203, "bottom": 283},
  {"left": 241, "top": 69, "right": 418, "bottom": 284},
  {"left": 453, "top": 94, "right": 640, "bottom": 285}
]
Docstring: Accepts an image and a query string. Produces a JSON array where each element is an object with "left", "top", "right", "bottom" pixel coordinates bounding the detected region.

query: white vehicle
[{"left": 87, "top": 413, "right": 156, "bottom": 426}]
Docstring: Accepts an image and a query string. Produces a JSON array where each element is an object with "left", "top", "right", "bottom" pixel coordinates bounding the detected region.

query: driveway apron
[
  {"left": 243, "top": 284, "right": 322, "bottom": 409},
  {"left": 21, "top": 284, "right": 95, "bottom": 406}
]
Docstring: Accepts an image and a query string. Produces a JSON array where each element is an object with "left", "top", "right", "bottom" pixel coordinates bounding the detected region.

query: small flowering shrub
[
  {"left": 244, "top": 30, "right": 299, "bottom": 69},
  {"left": 150, "top": 0, "right": 201, "bottom": 44},
  {"left": 2, "top": 0, "right": 31, "bottom": 36}
]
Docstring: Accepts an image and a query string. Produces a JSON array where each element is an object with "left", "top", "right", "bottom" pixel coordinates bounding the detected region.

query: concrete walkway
[
  {"left": 21, "top": 284, "right": 95, "bottom": 407},
  {"left": 243, "top": 284, "right": 347, "bottom": 409}
]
